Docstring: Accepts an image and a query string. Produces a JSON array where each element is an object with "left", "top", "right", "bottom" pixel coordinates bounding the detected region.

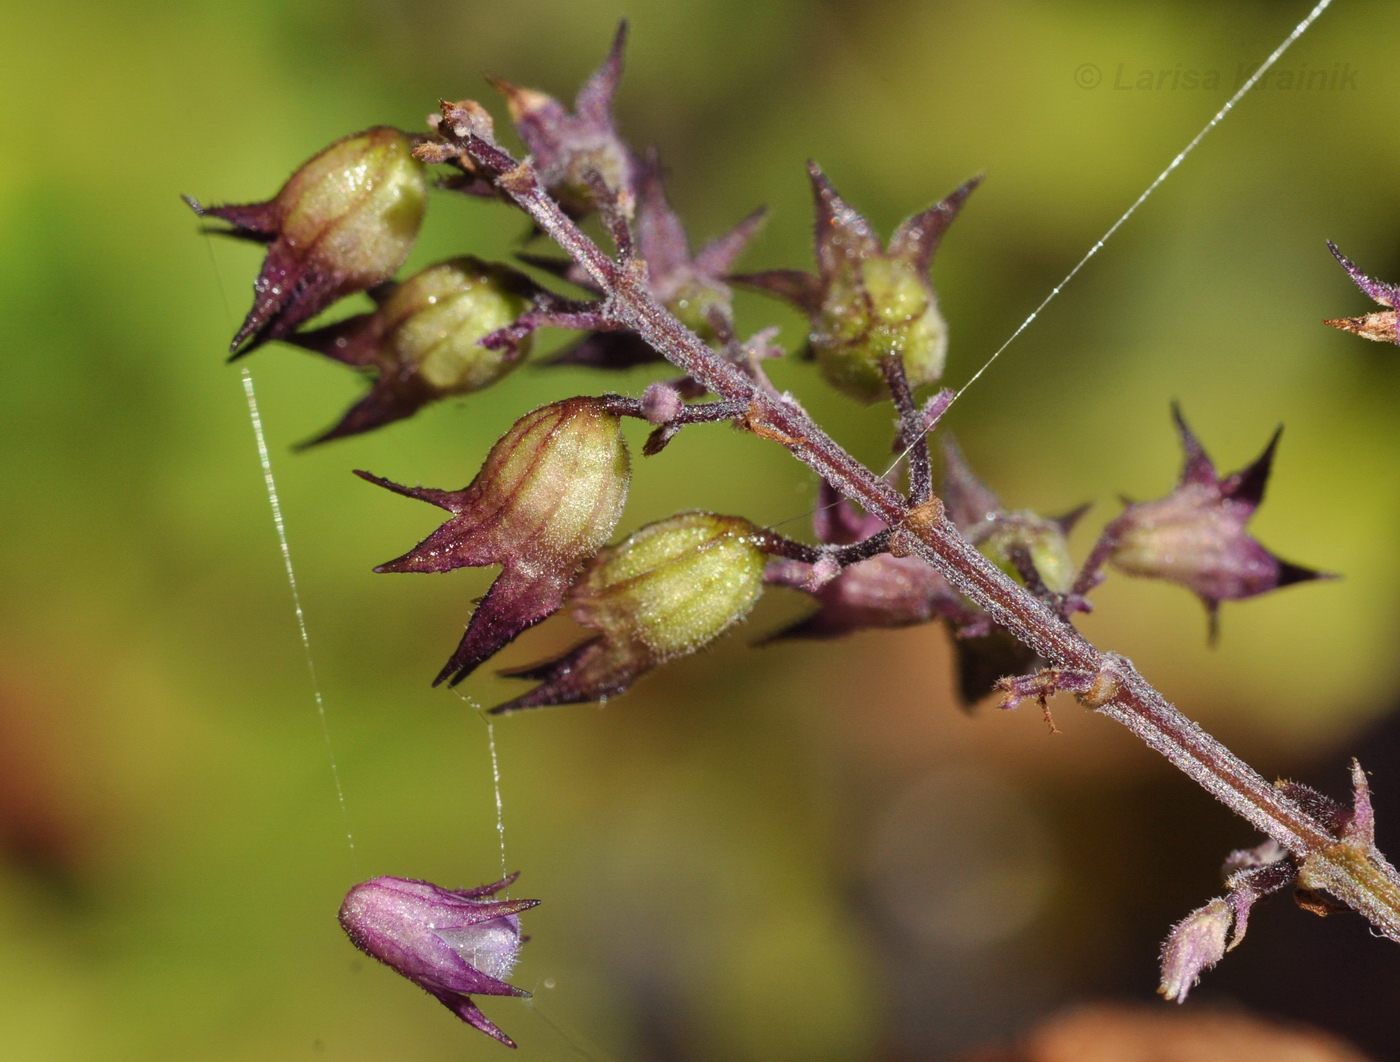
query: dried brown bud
[
  {"left": 360, "top": 398, "right": 630, "bottom": 685},
  {"left": 186, "top": 127, "right": 427, "bottom": 354},
  {"left": 1324, "top": 241, "right": 1399, "bottom": 344}
]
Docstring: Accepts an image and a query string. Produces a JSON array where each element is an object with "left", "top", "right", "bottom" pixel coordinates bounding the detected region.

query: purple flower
[
  {"left": 185, "top": 127, "right": 426, "bottom": 355},
  {"left": 360, "top": 397, "right": 631, "bottom": 685},
  {"left": 1103, "top": 405, "right": 1328, "bottom": 636},
  {"left": 340, "top": 874, "right": 538, "bottom": 1047},
  {"left": 1158, "top": 897, "right": 1232, "bottom": 1003},
  {"left": 1324, "top": 241, "right": 1399, "bottom": 344}
]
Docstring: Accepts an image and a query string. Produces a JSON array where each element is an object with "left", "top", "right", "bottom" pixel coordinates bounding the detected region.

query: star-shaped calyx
[
  {"left": 286, "top": 256, "right": 552, "bottom": 446},
  {"left": 360, "top": 398, "right": 630, "bottom": 686},
  {"left": 491, "top": 513, "right": 771, "bottom": 713},
  {"left": 736, "top": 163, "right": 980, "bottom": 402},
  {"left": 1102, "top": 405, "right": 1330, "bottom": 637},
  {"left": 185, "top": 127, "right": 427, "bottom": 355}
]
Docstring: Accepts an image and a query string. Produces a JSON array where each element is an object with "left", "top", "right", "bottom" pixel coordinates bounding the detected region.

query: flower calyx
[
  {"left": 1158, "top": 897, "right": 1233, "bottom": 1004},
  {"left": 736, "top": 163, "right": 980, "bottom": 402},
  {"left": 492, "top": 512, "right": 770, "bottom": 713},
  {"left": 484, "top": 21, "right": 638, "bottom": 218},
  {"left": 764, "top": 480, "right": 970, "bottom": 639},
  {"left": 942, "top": 435, "right": 1088, "bottom": 604},
  {"left": 185, "top": 127, "right": 427, "bottom": 355},
  {"left": 522, "top": 152, "right": 765, "bottom": 370},
  {"left": 1097, "top": 405, "right": 1330, "bottom": 639},
  {"left": 360, "top": 397, "right": 630, "bottom": 686},
  {"left": 339, "top": 873, "right": 538, "bottom": 1047},
  {"left": 287, "top": 256, "right": 556, "bottom": 444}
]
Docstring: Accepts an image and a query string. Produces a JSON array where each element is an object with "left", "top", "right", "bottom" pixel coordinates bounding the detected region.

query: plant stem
[{"left": 463, "top": 135, "right": 1400, "bottom": 942}]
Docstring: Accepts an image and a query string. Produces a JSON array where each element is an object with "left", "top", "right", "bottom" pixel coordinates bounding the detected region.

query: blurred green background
[{"left": 4, "top": 0, "right": 1400, "bottom": 1059}]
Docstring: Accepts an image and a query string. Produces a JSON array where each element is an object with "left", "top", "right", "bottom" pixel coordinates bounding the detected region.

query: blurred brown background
[{"left": 2, "top": 0, "right": 1400, "bottom": 1058}]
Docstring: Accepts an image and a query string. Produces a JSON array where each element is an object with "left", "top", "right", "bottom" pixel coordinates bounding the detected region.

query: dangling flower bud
[
  {"left": 1103, "top": 406, "right": 1329, "bottom": 635},
  {"left": 1158, "top": 897, "right": 1232, "bottom": 1003},
  {"left": 1324, "top": 241, "right": 1399, "bottom": 344},
  {"left": 737, "top": 164, "right": 979, "bottom": 403},
  {"left": 493, "top": 512, "right": 768, "bottom": 713},
  {"left": 360, "top": 398, "right": 630, "bottom": 686},
  {"left": 287, "top": 257, "right": 544, "bottom": 444},
  {"left": 186, "top": 127, "right": 427, "bottom": 354},
  {"left": 339, "top": 874, "right": 538, "bottom": 1047},
  {"left": 485, "top": 21, "right": 637, "bottom": 217}
]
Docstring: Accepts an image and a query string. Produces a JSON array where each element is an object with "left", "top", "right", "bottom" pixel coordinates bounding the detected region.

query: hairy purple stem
[{"left": 880, "top": 353, "right": 932, "bottom": 505}]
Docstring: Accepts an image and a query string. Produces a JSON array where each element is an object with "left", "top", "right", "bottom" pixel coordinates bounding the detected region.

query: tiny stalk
[{"left": 425, "top": 115, "right": 1400, "bottom": 945}]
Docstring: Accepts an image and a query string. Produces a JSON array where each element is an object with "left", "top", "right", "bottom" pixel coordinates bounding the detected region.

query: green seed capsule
[
  {"left": 378, "top": 258, "right": 534, "bottom": 394},
  {"left": 573, "top": 513, "right": 768, "bottom": 658}
]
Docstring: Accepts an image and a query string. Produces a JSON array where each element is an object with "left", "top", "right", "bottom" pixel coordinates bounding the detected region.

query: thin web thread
[
  {"left": 523, "top": 985, "right": 615, "bottom": 1062},
  {"left": 240, "top": 367, "right": 357, "bottom": 866},
  {"left": 884, "top": 0, "right": 1335, "bottom": 477},
  {"left": 453, "top": 688, "right": 510, "bottom": 882},
  {"left": 487, "top": 721, "right": 507, "bottom": 878}
]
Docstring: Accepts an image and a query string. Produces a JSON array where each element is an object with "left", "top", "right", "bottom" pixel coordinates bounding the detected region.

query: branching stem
[{"left": 459, "top": 132, "right": 1400, "bottom": 944}]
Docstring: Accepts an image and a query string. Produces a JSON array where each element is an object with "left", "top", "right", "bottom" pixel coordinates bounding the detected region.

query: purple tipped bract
[
  {"left": 487, "top": 21, "right": 637, "bottom": 218},
  {"left": 1324, "top": 241, "right": 1399, "bottom": 344}
]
